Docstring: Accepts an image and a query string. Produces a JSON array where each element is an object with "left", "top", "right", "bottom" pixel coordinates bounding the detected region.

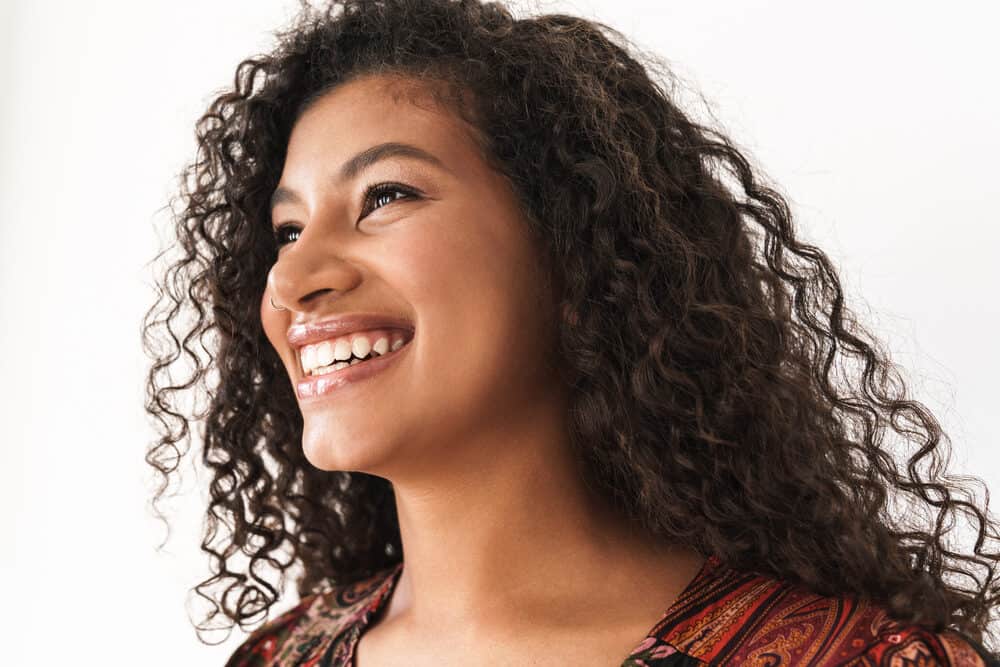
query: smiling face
[{"left": 261, "top": 74, "right": 564, "bottom": 475}]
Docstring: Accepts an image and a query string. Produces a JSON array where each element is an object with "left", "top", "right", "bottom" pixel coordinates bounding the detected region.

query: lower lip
[{"left": 295, "top": 338, "right": 412, "bottom": 402}]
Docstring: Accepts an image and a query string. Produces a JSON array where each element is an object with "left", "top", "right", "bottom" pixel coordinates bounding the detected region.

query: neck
[{"left": 371, "top": 391, "right": 698, "bottom": 635}]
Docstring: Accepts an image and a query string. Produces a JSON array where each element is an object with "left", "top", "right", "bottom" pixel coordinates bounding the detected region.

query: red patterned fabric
[{"left": 225, "top": 555, "right": 998, "bottom": 666}]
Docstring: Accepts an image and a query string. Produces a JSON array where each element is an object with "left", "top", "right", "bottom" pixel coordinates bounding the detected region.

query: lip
[
  {"left": 295, "top": 336, "right": 412, "bottom": 401},
  {"left": 287, "top": 313, "right": 415, "bottom": 349}
]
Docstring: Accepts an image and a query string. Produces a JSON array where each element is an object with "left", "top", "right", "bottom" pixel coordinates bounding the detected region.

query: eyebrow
[{"left": 269, "top": 141, "right": 449, "bottom": 213}]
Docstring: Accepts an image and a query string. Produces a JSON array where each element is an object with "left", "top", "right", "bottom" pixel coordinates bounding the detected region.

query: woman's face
[{"left": 261, "top": 75, "right": 562, "bottom": 474}]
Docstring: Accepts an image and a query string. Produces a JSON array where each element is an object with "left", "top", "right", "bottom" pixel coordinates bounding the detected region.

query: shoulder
[
  {"left": 223, "top": 563, "right": 402, "bottom": 667},
  {"left": 847, "top": 627, "right": 999, "bottom": 667},
  {"left": 223, "top": 592, "right": 320, "bottom": 667},
  {"left": 650, "top": 557, "right": 998, "bottom": 666}
]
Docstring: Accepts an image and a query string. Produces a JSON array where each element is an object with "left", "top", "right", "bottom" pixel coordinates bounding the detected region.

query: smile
[
  {"left": 295, "top": 333, "right": 413, "bottom": 401},
  {"left": 299, "top": 329, "right": 411, "bottom": 375}
]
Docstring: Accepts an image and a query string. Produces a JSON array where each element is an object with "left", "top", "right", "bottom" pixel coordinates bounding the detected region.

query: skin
[{"left": 261, "top": 74, "right": 706, "bottom": 666}]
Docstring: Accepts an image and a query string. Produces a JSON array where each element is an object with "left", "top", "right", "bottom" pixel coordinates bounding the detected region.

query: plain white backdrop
[{"left": 2, "top": 0, "right": 997, "bottom": 663}]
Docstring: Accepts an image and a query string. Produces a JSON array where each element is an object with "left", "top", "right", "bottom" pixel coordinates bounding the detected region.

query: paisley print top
[{"left": 224, "top": 554, "right": 999, "bottom": 666}]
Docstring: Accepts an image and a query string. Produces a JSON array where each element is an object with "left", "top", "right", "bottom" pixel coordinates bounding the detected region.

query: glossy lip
[
  {"left": 295, "top": 335, "right": 412, "bottom": 402},
  {"left": 287, "top": 313, "right": 415, "bottom": 349}
]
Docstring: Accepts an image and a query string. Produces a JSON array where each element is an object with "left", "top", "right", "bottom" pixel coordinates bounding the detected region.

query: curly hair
[{"left": 143, "top": 0, "right": 1000, "bottom": 649}]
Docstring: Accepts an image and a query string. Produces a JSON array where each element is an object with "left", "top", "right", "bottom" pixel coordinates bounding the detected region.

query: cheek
[
  {"left": 392, "top": 218, "right": 552, "bottom": 415},
  {"left": 393, "top": 218, "right": 518, "bottom": 331}
]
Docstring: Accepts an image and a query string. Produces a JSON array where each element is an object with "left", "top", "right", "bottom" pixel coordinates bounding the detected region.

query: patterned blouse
[{"left": 224, "top": 554, "right": 999, "bottom": 666}]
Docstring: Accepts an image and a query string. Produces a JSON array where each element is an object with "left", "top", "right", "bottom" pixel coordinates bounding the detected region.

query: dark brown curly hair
[{"left": 143, "top": 0, "right": 1000, "bottom": 649}]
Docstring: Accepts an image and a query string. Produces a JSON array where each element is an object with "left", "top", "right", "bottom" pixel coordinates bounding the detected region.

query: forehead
[{"left": 284, "top": 75, "right": 478, "bottom": 176}]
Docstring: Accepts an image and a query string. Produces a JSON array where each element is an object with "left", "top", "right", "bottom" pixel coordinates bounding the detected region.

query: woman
[{"left": 143, "top": 0, "right": 999, "bottom": 664}]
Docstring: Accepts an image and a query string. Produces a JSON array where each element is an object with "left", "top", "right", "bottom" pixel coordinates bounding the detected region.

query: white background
[{"left": 2, "top": 0, "right": 997, "bottom": 663}]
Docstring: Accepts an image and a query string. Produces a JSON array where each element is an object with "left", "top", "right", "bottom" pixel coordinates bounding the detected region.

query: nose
[{"left": 266, "top": 231, "right": 362, "bottom": 314}]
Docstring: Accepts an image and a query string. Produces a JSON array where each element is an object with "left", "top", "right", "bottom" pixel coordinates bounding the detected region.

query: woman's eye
[
  {"left": 273, "top": 225, "right": 301, "bottom": 247},
  {"left": 271, "top": 182, "right": 418, "bottom": 248},
  {"left": 360, "top": 182, "right": 418, "bottom": 218}
]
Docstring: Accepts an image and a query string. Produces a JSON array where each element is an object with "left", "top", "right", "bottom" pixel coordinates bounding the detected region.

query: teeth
[
  {"left": 316, "top": 341, "right": 334, "bottom": 367},
  {"left": 352, "top": 336, "right": 372, "bottom": 359},
  {"left": 300, "top": 331, "right": 411, "bottom": 375},
  {"left": 333, "top": 338, "right": 353, "bottom": 362},
  {"left": 303, "top": 344, "right": 317, "bottom": 371}
]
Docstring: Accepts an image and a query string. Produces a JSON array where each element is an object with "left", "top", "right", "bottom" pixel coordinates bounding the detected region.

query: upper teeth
[{"left": 299, "top": 330, "right": 409, "bottom": 375}]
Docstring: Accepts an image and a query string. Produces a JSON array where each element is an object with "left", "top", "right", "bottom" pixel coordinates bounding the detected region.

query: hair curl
[{"left": 143, "top": 0, "right": 1000, "bottom": 649}]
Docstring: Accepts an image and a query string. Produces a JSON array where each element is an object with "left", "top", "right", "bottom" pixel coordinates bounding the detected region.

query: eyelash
[{"left": 272, "top": 181, "right": 419, "bottom": 246}]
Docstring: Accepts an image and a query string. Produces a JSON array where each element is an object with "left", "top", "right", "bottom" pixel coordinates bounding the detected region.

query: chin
[{"left": 300, "top": 422, "right": 395, "bottom": 474}]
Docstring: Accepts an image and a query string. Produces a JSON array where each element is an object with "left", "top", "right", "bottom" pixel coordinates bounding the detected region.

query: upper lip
[{"left": 287, "top": 313, "right": 415, "bottom": 349}]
